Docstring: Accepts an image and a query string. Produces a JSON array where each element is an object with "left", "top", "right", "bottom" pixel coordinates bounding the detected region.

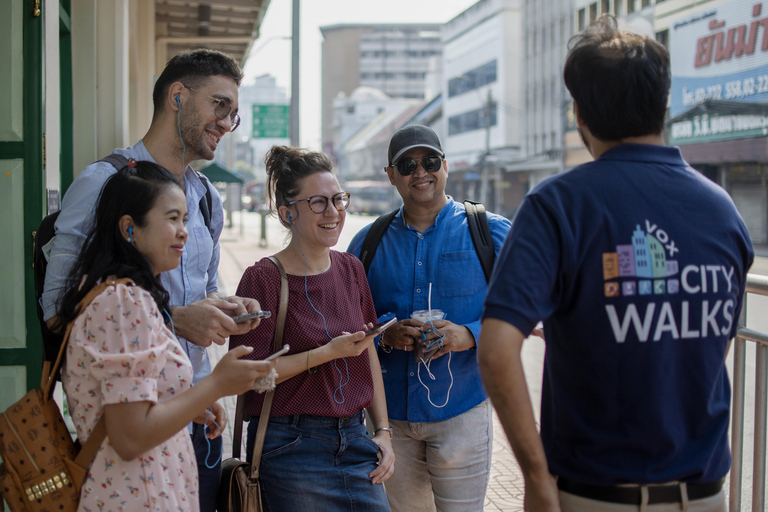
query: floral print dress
[{"left": 62, "top": 283, "right": 198, "bottom": 512}]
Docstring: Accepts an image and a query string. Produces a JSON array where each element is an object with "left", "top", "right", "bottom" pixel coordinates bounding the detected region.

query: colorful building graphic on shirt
[{"left": 603, "top": 224, "right": 679, "bottom": 297}]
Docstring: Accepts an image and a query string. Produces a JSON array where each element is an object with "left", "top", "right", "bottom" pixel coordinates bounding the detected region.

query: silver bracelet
[
  {"left": 374, "top": 427, "right": 393, "bottom": 438},
  {"left": 380, "top": 329, "right": 393, "bottom": 353}
]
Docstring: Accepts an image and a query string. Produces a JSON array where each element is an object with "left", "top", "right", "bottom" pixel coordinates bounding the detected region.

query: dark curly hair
[
  {"left": 264, "top": 145, "right": 336, "bottom": 228},
  {"left": 152, "top": 48, "right": 243, "bottom": 118},
  {"left": 56, "top": 162, "right": 183, "bottom": 327},
  {"left": 563, "top": 15, "right": 670, "bottom": 141}
]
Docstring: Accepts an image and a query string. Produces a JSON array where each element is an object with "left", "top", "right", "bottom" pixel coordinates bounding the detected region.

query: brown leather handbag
[
  {"left": 0, "top": 279, "right": 131, "bottom": 511},
  {"left": 218, "top": 257, "right": 288, "bottom": 512}
]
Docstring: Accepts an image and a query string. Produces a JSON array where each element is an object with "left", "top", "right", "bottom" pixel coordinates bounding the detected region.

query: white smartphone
[
  {"left": 233, "top": 310, "right": 272, "bottom": 324},
  {"left": 362, "top": 317, "right": 398, "bottom": 337},
  {"left": 264, "top": 344, "right": 290, "bottom": 361}
]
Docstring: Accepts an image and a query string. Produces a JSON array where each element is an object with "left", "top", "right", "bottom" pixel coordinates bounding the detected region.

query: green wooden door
[{"left": 0, "top": 0, "right": 44, "bottom": 410}]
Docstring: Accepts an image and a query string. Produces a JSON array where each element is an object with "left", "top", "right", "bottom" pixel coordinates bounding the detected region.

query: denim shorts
[{"left": 246, "top": 411, "right": 390, "bottom": 512}]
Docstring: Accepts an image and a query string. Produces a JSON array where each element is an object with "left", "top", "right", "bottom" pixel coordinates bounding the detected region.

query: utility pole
[
  {"left": 290, "top": 0, "right": 300, "bottom": 146},
  {"left": 480, "top": 89, "right": 493, "bottom": 206}
]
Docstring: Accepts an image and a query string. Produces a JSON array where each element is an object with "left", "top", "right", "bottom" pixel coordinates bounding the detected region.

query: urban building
[
  {"left": 440, "top": 0, "right": 524, "bottom": 217},
  {"left": 320, "top": 23, "right": 442, "bottom": 157},
  {"left": 331, "top": 87, "right": 419, "bottom": 179},
  {"left": 216, "top": 74, "right": 290, "bottom": 179}
]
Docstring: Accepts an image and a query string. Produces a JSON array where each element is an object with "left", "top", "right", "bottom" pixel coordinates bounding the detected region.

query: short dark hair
[
  {"left": 264, "top": 145, "right": 336, "bottom": 228},
  {"left": 563, "top": 15, "right": 670, "bottom": 141},
  {"left": 152, "top": 49, "right": 243, "bottom": 117},
  {"left": 57, "top": 162, "right": 183, "bottom": 327}
]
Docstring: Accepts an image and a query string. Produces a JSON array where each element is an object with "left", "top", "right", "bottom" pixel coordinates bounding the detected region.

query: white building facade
[{"left": 441, "top": 0, "right": 524, "bottom": 215}]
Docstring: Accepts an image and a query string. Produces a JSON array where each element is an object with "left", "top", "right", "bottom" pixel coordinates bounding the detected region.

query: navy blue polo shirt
[{"left": 484, "top": 144, "right": 753, "bottom": 484}]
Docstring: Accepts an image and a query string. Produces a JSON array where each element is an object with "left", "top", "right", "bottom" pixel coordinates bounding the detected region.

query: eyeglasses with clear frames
[
  {"left": 183, "top": 85, "right": 241, "bottom": 132},
  {"left": 285, "top": 192, "right": 351, "bottom": 214}
]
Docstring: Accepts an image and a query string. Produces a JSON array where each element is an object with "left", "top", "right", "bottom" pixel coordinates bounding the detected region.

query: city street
[{"left": 211, "top": 209, "right": 767, "bottom": 511}]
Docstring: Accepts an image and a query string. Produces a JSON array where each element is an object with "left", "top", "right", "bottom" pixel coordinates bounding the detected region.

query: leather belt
[{"left": 557, "top": 476, "right": 724, "bottom": 505}]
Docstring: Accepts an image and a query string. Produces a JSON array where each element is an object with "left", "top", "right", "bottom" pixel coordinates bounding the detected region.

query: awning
[{"left": 199, "top": 162, "right": 244, "bottom": 184}]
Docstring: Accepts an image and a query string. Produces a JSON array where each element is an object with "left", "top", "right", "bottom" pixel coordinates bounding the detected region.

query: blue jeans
[
  {"left": 191, "top": 423, "right": 222, "bottom": 512},
  {"left": 246, "top": 411, "right": 390, "bottom": 512}
]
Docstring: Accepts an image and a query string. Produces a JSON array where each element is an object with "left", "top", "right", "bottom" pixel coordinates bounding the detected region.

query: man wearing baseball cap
[{"left": 348, "top": 125, "right": 511, "bottom": 511}]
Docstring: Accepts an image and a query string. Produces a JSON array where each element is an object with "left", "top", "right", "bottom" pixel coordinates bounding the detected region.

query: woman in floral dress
[{"left": 56, "top": 161, "right": 275, "bottom": 512}]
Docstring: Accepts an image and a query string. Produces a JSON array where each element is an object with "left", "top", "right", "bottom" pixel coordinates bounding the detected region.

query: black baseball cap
[{"left": 387, "top": 125, "right": 445, "bottom": 167}]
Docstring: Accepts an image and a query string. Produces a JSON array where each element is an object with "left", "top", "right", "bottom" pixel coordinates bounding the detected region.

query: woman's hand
[
  {"left": 369, "top": 431, "right": 395, "bottom": 484},
  {"left": 211, "top": 345, "right": 275, "bottom": 396},
  {"left": 192, "top": 401, "right": 227, "bottom": 439},
  {"left": 325, "top": 331, "right": 375, "bottom": 359}
]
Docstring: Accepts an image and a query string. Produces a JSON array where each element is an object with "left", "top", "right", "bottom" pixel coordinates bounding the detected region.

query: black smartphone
[
  {"left": 362, "top": 317, "right": 397, "bottom": 337},
  {"left": 233, "top": 310, "right": 272, "bottom": 324}
]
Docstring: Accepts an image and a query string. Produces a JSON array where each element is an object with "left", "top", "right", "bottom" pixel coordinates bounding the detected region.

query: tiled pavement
[{"left": 211, "top": 221, "right": 547, "bottom": 511}]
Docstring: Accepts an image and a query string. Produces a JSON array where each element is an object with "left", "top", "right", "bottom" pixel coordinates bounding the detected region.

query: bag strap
[
  {"left": 359, "top": 208, "right": 399, "bottom": 276},
  {"left": 246, "top": 256, "right": 289, "bottom": 480},
  {"left": 42, "top": 278, "right": 135, "bottom": 470},
  {"left": 463, "top": 200, "right": 495, "bottom": 283}
]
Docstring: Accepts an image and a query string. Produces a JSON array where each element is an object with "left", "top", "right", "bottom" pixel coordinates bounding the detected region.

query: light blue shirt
[
  {"left": 347, "top": 197, "right": 511, "bottom": 422},
  {"left": 41, "top": 140, "right": 225, "bottom": 392}
]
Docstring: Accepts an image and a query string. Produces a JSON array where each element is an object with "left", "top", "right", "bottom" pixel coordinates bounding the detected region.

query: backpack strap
[
  {"left": 97, "top": 153, "right": 130, "bottom": 171},
  {"left": 101, "top": 153, "right": 213, "bottom": 233},
  {"left": 196, "top": 171, "right": 213, "bottom": 234},
  {"left": 463, "top": 200, "right": 495, "bottom": 283},
  {"left": 359, "top": 209, "right": 399, "bottom": 276}
]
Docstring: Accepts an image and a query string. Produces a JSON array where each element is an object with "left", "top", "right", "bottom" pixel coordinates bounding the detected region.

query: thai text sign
[
  {"left": 669, "top": 112, "right": 768, "bottom": 144},
  {"left": 670, "top": 0, "right": 768, "bottom": 116},
  {"left": 252, "top": 105, "right": 289, "bottom": 138}
]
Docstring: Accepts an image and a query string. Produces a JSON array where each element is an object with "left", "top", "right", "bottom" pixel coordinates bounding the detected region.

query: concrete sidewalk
[{"left": 209, "top": 221, "right": 545, "bottom": 511}]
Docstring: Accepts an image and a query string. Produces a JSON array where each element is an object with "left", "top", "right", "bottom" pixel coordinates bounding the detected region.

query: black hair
[
  {"left": 152, "top": 48, "right": 243, "bottom": 117},
  {"left": 264, "top": 145, "right": 336, "bottom": 228},
  {"left": 57, "top": 162, "right": 183, "bottom": 327},
  {"left": 563, "top": 14, "right": 671, "bottom": 141}
]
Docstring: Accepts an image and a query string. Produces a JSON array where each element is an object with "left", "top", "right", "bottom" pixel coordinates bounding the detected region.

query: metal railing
[{"left": 731, "top": 273, "right": 768, "bottom": 512}]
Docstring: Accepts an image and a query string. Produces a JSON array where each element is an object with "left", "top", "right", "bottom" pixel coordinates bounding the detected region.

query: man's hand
[
  {"left": 380, "top": 319, "right": 424, "bottom": 351},
  {"left": 524, "top": 473, "right": 561, "bottom": 512},
  {"left": 420, "top": 320, "right": 475, "bottom": 360},
  {"left": 219, "top": 295, "right": 263, "bottom": 335},
  {"left": 172, "top": 297, "right": 257, "bottom": 346}
]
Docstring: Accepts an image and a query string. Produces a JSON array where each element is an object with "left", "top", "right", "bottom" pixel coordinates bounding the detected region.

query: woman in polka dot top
[{"left": 230, "top": 146, "right": 394, "bottom": 511}]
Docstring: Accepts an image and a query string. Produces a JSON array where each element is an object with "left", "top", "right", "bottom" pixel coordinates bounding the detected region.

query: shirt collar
[
  {"left": 597, "top": 143, "right": 685, "bottom": 166},
  {"left": 398, "top": 196, "right": 455, "bottom": 233}
]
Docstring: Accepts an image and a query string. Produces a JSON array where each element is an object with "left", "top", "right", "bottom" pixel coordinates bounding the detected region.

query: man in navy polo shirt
[
  {"left": 348, "top": 125, "right": 511, "bottom": 511},
  {"left": 479, "top": 15, "right": 753, "bottom": 512}
]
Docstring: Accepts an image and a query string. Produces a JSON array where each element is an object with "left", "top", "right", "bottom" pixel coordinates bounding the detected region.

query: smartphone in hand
[
  {"left": 362, "top": 317, "right": 397, "bottom": 337},
  {"left": 264, "top": 344, "right": 290, "bottom": 360},
  {"left": 233, "top": 310, "right": 271, "bottom": 324}
]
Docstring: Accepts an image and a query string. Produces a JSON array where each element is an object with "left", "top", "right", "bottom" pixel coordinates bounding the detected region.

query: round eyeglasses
[
  {"left": 395, "top": 156, "right": 444, "bottom": 176},
  {"left": 183, "top": 85, "right": 241, "bottom": 132},
  {"left": 285, "top": 192, "right": 351, "bottom": 214}
]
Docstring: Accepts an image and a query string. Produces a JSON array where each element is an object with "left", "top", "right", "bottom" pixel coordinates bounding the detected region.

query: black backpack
[
  {"left": 33, "top": 154, "right": 214, "bottom": 371},
  {"left": 358, "top": 200, "right": 496, "bottom": 283}
]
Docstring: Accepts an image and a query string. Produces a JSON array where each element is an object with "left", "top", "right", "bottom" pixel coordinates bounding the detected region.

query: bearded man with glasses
[
  {"left": 348, "top": 124, "right": 511, "bottom": 512},
  {"left": 42, "top": 48, "right": 262, "bottom": 512}
]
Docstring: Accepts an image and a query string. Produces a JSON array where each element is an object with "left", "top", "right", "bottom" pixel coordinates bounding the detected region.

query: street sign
[{"left": 252, "top": 104, "right": 289, "bottom": 138}]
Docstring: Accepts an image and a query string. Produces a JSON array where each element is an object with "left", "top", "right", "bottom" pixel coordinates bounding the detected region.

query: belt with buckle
[{"left": 557, "top": 477, "right": 724, "bottom": 505}]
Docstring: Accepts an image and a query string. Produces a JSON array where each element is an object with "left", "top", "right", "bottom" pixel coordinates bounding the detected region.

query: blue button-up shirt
[
  {"left": 41, "top": 140, "right": 224, "bottom": 391},
  {"left": 348, "top": 198, "right": 511, "bottom": 422}
]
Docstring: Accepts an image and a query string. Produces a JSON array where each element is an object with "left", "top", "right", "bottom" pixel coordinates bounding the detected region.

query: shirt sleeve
[
  {"left": 41, "top": 164, "right": 115, "bottom": 320},
  {"left": 483, "top": 195, "right": 565, "bottom": 337},
  {"left": 72, "top": 284, "right": 172, "bottom": 406}
]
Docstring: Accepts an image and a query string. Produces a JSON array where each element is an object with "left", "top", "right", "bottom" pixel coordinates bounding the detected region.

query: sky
[{"left": 242, "top": 0, "right": 480, "bottom": 150}]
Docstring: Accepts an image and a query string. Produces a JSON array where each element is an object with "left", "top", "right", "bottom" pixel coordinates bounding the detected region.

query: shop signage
[
  {"left": 669, "top": 110, "right": 768, "bottom": 144},
  {"left": 670, "top": 0, "right": 768, "bottom": 116}
]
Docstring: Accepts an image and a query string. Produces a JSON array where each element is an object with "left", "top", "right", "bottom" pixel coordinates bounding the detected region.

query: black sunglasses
[{"left": 395, "top": 156, "right": 444, "bottom": 176}]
